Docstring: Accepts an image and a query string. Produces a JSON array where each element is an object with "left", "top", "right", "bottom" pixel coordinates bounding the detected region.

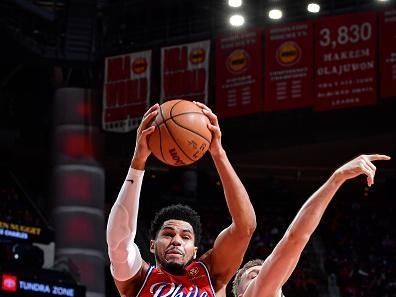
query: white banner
[
  {"left": 103, "top": 50, "right": 151, "bottom": 132},
  {"left": 161, "top": 40, "right": 210, "bottom": 104}
]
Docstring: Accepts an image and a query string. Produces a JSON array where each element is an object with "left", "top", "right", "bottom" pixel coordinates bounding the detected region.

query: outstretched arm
[
  {"left": 195, "top": 102, "right": 257, "bottom": 290},
  {"left": 244, "top": 154, "right": 390, "bottom": 297},
  {"left": 106, "top": 104, "right": 159, "bottom": 294}
]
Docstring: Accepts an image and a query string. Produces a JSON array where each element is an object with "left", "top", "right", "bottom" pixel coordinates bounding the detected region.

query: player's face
[
  {"left": 150, "top": 219, "right": 197, "bottom": 274},
  {"left": 238, "top": 265, "right": 262, "bottom": 297}
]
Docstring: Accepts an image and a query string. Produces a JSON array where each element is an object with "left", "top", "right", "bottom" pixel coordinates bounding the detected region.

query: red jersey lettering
[{"left": 136, "top": 261, "right": 216, "bottom": 297}]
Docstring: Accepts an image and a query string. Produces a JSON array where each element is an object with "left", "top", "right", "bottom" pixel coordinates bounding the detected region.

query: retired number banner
[
  {"left": 103, "top": 50, "right": 151, "bottom": 132},
  {"left": 264, "top": 21, "right": 314, "bottom": 111},
  {"left": 215, "top": 29, "right": 263, "bottom": 118},
  {"left": 314, "top": 12, "right": 377, "bottom": 111},
  {"left": 380, "top": 9, "right": 396, "bottom": 98},
  {"left": 161, "top": 40, "right": 210, "bottom": 104}
]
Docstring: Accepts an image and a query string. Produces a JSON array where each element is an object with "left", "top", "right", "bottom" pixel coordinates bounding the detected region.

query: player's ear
[
  {"left": 150, "top": 240, "right": 155, "bottom": 254},
  {"left": 193, "top": 247, "right": 198, "bottom": 259}
]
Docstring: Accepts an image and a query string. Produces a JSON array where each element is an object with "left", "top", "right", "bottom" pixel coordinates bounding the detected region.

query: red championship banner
[
  {"left": 380, "top": 9, "right": 396, "bottom": 98},
  {"left": 264, "top": 22, "right": 314, "bottom": 111},
  {"left": 215, "top": 29, "right": 263, "bottom": 118},
  {"left": 103, "top": 50, "right": 151, "bottom": 132},
  {"left": 161, "top": 40, "right": 210, "bottom": 103},
  {"left": 314, "top": 12, "right": 377, "bottom": 111}
]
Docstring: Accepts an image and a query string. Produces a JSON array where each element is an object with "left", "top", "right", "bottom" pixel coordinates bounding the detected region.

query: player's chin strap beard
[
  {"left": 164, "top": 262, "right": 186, "bottom": 275},
  {"left": 162, "top": 255, "right": 196, "bottom": 275}
]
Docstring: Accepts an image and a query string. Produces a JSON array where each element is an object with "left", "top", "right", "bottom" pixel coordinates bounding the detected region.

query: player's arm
[
  {"left": 195, "top": 102, "right": 257, "bottom": 289},
  {"left": 244, "top": 154, "right": 390, "bottom": 297},
  {"left": 106, "top": 104, "right": 159, "bottom": 295}
]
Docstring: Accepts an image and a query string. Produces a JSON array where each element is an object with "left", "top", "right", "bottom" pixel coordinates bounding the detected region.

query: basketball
[{"left": 148, "top": 99, "right": 212, "bottom": 166}]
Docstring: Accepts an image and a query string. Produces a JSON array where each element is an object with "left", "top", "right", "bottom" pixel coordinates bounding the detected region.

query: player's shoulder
[{"left": 198, "top": 249, "right": 214, "bottom": 272}]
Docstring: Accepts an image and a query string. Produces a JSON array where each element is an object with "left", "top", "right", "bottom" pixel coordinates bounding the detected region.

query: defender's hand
[{"left": 334, "top": 154, "right": 391, "bottom": 187}]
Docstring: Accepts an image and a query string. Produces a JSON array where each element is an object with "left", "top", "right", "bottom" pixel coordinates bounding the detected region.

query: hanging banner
[
  {"left": 314, "top": 12, "right": 377, "bottom": 111},
  {"left": 103, "top": 50, "right": 151, "bottom": 132},
  {"left": 161, "top": 40, "right": 210, "bottom": 104},
  {"left": 215, "top": 29, "right": 263, "bottom": 118},
  {"left": 379, "top": 9, "right": 396, "bottom": 98},
  {"left": 264, "top": 21, "right": 314, "bottom": 111}
]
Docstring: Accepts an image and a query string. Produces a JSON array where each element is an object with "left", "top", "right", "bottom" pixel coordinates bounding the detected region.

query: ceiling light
[
  {"left": 307, "top": 3, "right": 320, "bottom": 13},
  {"left": 228, "top": 0, "right": 242, "bottom": 8},
  {"left": 229, "top": 14, "right": 245, "bottom": 26},
  {"left": 269, "top": 9, "right": 282, "bottom": 20}
]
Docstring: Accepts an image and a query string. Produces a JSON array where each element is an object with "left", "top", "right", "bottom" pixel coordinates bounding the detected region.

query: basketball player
[
  {"left": 106, "top": 102, "right": 257, "bottom": 297},
  {"left": 232, "top": 154, "right": 390, "bottom": 297}
]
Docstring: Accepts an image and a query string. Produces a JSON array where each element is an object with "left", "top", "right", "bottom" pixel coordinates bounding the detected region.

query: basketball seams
[
  {"left": 158, "top": 119, "right": 210, "bottom": 162},
  {"left": 161, "top": 111, "right": 207, "bottom": 124},
  {"left": 162, "top": 101, "right": 195, "bottom": 163},
  {"left": 168, "top": 100, "right": 211, "bottom": 144},
  {"left": 169, "top": 114, "right": 211, "bottom": 144}
]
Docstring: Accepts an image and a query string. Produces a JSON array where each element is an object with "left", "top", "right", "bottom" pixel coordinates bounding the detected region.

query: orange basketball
[{"left": 148, "top": 99, "right": 212, "bottom": 166}]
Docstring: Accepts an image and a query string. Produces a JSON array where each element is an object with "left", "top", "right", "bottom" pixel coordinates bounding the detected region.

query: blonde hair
[{"left": 232, "top": 259, "right": 264, "bottom": 297}]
